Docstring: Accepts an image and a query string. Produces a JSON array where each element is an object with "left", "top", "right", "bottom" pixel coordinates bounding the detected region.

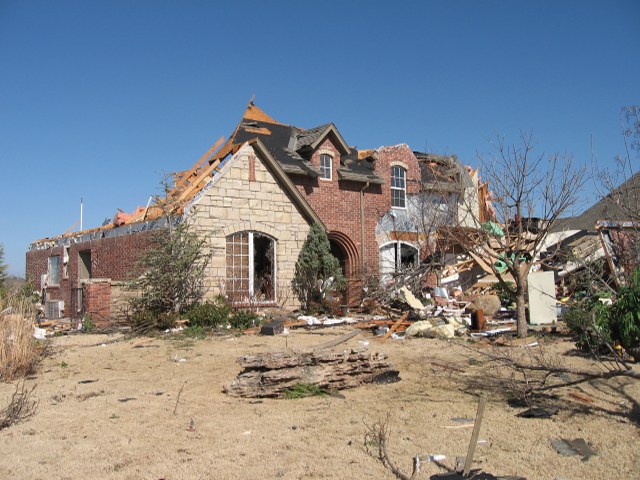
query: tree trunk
[{"left": 516, "top": 288, "right": 528, "bottom": 338}]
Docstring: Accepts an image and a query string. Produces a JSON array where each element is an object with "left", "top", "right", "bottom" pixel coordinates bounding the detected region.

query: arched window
[
  {"left": 379, "top": 241, "right": 418, "bottom": 282},
  {"left": 320, "top": 154, "right": 332, "bottom": 180},
  {"left": 226, "top": 231, "right": 276, "bottom": 304},
  {"left": 391, "top": 165, "right": 406, "bottom": 208}
]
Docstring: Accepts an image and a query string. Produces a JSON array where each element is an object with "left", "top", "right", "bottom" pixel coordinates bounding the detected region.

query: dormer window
[
  {"left": 320, "top": 154, "right": 332, "bottom": 180},
  {"left": 391, "top": 165, "right": 406, "bottom": 208}
]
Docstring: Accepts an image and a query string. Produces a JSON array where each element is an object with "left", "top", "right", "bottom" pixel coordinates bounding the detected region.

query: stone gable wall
[{"left": 188, "top": 144, "right": 311, "bottom": 307}]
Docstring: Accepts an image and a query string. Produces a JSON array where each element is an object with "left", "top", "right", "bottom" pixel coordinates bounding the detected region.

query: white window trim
[
  {"left": 391, "top": 165, "right": 407, "bottom": 209},
  {"left": 226, "top": 231, "right": 277, "bottom": 304},
  {"left": 320, "top": 154, "right": 332, "bottom": 181},
  {"left": 379, "top": 241, "right": 419, "bottom": 273}
]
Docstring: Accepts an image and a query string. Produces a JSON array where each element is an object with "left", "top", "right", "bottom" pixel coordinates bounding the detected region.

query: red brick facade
[
  {"left": 294, "top": 139, "right": 423, "bottom": 271},
  {"left": 84, "top": 280, "right": 111, "bottom": 327},
  {"left": 25, "top": 229, "right": 155, "bottom": 319}
]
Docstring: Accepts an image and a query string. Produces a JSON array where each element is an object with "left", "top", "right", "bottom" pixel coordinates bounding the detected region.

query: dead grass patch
[
  {"left": 0, "top": 380, "right": 38, "bottom": 430},
  {"left": 0, "top": 295, "right": 43, "bottom": 381}
]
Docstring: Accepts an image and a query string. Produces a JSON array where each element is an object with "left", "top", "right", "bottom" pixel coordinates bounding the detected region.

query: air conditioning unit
[{"left": 45, "top": 300, "right": 65, "bottom": 319}]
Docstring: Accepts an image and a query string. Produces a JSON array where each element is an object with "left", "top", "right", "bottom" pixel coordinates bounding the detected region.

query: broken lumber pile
[{"left": 223, "top": 348, "right": 399, "bottom": 398}]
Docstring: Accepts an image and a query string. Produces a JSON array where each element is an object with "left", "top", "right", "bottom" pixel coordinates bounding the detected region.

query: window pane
[
  {"left": 320, "top": 154, "right": 332, "bottom": 180},
  {"left": 391, "top": 166, "right": 406, "bottom": 208},
  {"left": 48, "top": 256, "right": 60, "bottom": 285}
]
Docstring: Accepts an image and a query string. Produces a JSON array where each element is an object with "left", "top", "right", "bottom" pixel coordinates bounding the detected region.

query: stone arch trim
[
  {"left": 318, "top": 147, "right": 336, "bottom": 157},
  {"left": 221, "top": 221, "right": 279, "bottom": 240},
  {"left": 389, "top": 160, "right": 409, "bottom": 170},
  {"left": 327, "top": 231, "right": 359, "bottom": 276}
]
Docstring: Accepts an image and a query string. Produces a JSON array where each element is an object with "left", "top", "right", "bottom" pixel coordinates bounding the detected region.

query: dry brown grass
[{"left": 0, "top": 295, "right": 41, "bottom": 381}]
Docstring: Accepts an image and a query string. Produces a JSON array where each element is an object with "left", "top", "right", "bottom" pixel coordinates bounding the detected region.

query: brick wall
[
  {"left": 84, "top": 280, "right": 111, "bottom": 327},
  {"left": 26, "top": 229, "right": 156, "bottom": 319},
  {"left": 293, "top": 140, "right": 423, "bottom": 274}
]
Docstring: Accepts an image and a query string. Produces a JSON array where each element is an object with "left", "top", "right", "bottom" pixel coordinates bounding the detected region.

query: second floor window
[
  {"left": 48, "top": 255, "right": 60, "bottom": 286},
  {"left": 320, "top": 154, "right": 332, "bottom": 180},
  {"left": 391, "top": 165, "right": 406, "bottom": 208}
]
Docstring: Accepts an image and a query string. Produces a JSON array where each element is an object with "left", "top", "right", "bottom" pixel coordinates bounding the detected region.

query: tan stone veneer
[{"left": 186, "top": 143, "right": 311, "bottom": 307}]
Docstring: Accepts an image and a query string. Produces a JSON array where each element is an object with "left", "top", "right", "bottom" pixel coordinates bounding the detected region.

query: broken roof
[
  {"left": 414, "top": 152, "right": 474, "bottom": 191},
  {"left": 231, "top": 102, "right": 382, "bottom": 183},
  {"left": 553, "top": 171, "right": 640, "bottom": 232}
]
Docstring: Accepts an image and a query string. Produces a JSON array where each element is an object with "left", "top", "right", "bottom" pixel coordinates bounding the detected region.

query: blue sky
[{"left": 1, "top": 1, "right": 638, "bottom": 276}]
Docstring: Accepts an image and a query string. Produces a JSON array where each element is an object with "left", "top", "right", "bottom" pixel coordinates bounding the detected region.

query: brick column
[{"left": 84, "top": 279, "right": 112, "bottom": 327}]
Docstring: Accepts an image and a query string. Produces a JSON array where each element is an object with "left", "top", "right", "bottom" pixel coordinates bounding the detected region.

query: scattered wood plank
[
  {"left": 462, "top": 396, "right": 487, "bottom": 476},
  {"left": 380, "top": 312, "right": 409, "bottom": 342},
  {"left": 568, "top": 391, "right": 594, "bottom": 404},
  {"left": 309, "top": 330, "right": 360, "bottom": 351}
]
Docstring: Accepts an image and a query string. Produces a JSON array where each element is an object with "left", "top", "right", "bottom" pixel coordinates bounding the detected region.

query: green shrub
[
  {"left": 228, "top": 310, "right": 261, "bottom": 330},
  {"left": 131, "top": 309, "right": 177, "bottom": 333},
  {"left": 81, "top": 314, "right": 95, "bottom": 333},
  {"left": 609, "top": 269, "right": 640, "bottom": 350},
  {"left": 185, "top": 296, "right": 231, "bottom": 328},
  {"left": 184, "top": 324, "right": 206, "bottom": 339},
  {"left": 563, "top": 297, "right": 611, "bottom": 352},
  {"left": 292, "top": 223, "right": 346, "bottom": 311},
  {"left": 283, "top": 383, "right": 328, "bottom": 399}
]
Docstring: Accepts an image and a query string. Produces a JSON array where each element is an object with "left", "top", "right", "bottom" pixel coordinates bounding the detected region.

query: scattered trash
[
  {"left": 78, "top": 379, "right": 98, "bottom": 384},
  {"left": 427, "top": 454, "right": 447, "bottom": 462},
  {"left": 118, "top": 397, "right": 136, "bottom": 402},
  {"left": 550, "top": 438, "right": 597, "bottom": 462},
  {"left": 33, "top": 328, "right": 46, "bottom": 340},
  {"left": 174, "top": 356, "right": 187, "bottom": 363},
  {"left": 165, "top": 326, "right": 184, "bottom": 333},
  {"left": 260, "top": 321, "right": 284, "bottom": 336},
  {"left": 451, "top": 417, "right": 475, "bottom": 424}
]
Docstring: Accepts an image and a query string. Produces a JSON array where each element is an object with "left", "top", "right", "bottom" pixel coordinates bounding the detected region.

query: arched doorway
[{"left": 327, "top": 231, "right": 359, "bottom": 306}]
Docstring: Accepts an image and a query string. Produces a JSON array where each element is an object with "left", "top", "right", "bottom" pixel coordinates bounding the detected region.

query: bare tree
[
  {"left": 594, "top": 107, "right": 640, "bottom": 286},
  {"left": 599, "top": 106, "right": 640, "bottom": 219},
  {"left": 442, "top": 132, "right": 586, "bottom": 337}
]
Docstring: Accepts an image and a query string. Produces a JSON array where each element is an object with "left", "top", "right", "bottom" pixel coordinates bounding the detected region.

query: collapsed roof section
[{"left": 414, "top": 152, "right": 475, "bottom": 193}]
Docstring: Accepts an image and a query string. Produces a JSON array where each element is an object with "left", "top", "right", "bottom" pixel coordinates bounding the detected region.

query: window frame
[
  {"left": 390, "top": 165, "right": 407, "bottom": 208},
  {"left": 319, "top": 154, "right": 332, "bottom": 181},
  {"left": 47, "top": 255, "right": 61, "bottom": 286},
  {"left": 379, "top": 241, "right": 419, "bottom": 283},
  {"left": 225, "top": 231, "right": 277, "bottom": 304}
]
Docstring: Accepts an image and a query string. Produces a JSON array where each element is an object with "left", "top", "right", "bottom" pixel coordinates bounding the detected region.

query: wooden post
[{"left": 462, "top": 396, "right": 487, "bottom": 476}]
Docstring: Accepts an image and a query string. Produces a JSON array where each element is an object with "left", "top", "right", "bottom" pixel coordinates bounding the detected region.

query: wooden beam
[
  {"left": 380, "top": 312, "right": 409, "bottom": 342},
  {"left": 310, "top": 330, "right": 360, "bottom": 351},
  {"left": 176, "top": 157, "right": 222, "bottom": 203},
  {"left": 171, "top": 136, "right": 224, "bottom": 195},
  {"left": 462, "top": 396, "right": 487, "bottom": 476}
]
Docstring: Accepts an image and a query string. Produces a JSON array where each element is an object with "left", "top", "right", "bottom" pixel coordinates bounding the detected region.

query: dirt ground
[{"left": 1, "top": 325, "right": 639, "bottom": 480}]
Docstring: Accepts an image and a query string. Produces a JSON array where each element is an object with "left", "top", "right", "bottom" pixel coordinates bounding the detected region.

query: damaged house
[
  {"left": 544, "top": 171, "right": 640, "bottom": 292},
  {"left": 26, "top": 102, "right": 482, "bottom": 324}
]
